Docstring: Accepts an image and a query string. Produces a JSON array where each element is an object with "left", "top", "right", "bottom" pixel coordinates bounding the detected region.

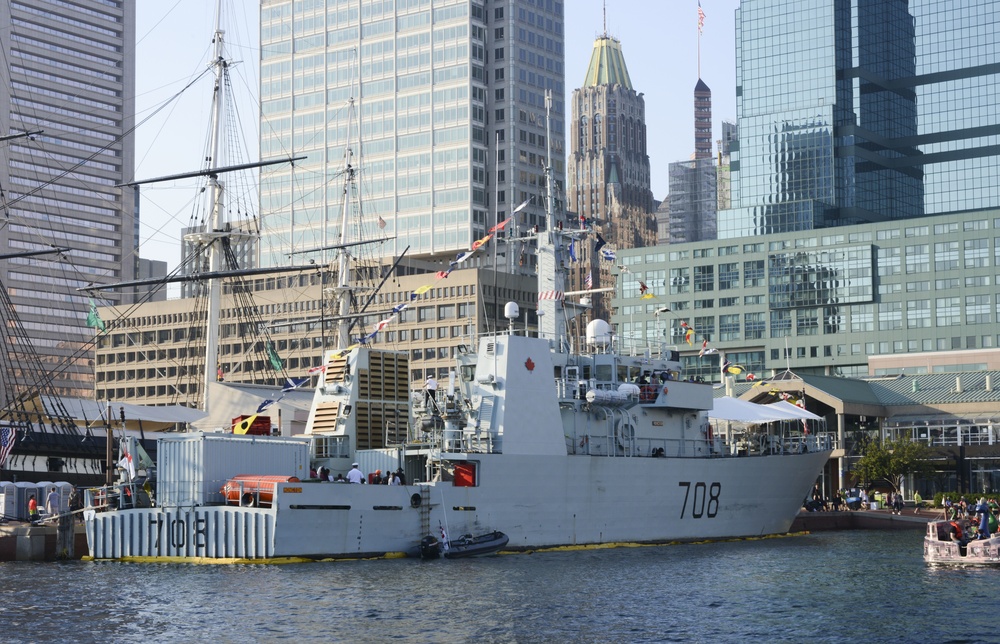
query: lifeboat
[{"left": 221, "top": 475, "right": 300, "bottom": 508}]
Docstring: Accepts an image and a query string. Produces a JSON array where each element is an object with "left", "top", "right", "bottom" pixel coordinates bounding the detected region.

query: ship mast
[
  {"left": 332, "top": 97, "right": 357, "bottom": 350},
  {"left": 196, "top": 6, "right": 229, "bottom": 413},
  {"left": 535, "top": 90, "right": 567, "bottom": 350}
]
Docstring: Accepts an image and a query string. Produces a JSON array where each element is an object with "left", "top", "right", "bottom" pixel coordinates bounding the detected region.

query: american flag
[
  {"left": 698, "top": 1, "right": 706, "bottom": 34},
  {"left": 584, "top": 271, "right": 592, "bottom": 289},
  {"left": 0, "top": 427, "right": 16, "bottom": 469}
]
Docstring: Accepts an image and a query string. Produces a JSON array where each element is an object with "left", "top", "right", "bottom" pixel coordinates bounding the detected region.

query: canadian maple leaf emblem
[{"left": 525, "top": 357, "right": 535, "bottom": 372}]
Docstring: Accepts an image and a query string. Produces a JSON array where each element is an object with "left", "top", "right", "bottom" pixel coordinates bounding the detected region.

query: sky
[{"left": 133, "top": 0, "right": 741, "bottom": 269}]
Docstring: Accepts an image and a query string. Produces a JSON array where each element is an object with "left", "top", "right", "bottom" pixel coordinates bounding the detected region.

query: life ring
[{"left": 579, "top": 436, "right": 589, "bottom": 448}]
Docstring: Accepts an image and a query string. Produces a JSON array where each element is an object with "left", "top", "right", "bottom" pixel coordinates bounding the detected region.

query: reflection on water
[{"left": 2, "top": 530, "right": 996, "bottom": 643}]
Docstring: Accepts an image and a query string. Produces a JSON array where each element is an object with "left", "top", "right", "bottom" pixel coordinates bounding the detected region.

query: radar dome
[
  {"left": 504, "top": 301, "right": 520, "bottom": 320},
  {"left": 586, "top": 319, "right": 612, "bottom": 348}
]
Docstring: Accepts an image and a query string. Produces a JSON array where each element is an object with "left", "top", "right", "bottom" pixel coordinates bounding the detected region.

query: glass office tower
[
  {"left": 257, "top": 1, "right": 566, "bottom": 268},
  {"left": 719, "top": 0, "right": 999, "bottom": 238}
]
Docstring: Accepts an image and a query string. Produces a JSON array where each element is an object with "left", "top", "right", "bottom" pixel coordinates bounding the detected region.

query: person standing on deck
[
  {"left": 347, "top": 463, "right": 364, "bottom": 484},
  {"left": 45, "top": 487, "right": 60, "bottom": 517},
  {"left": 424, "top": 375, "right": 438, "bottom": 407}
]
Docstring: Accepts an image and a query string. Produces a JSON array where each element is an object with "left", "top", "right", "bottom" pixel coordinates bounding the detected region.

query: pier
[{"left": 0, "top": 519, "right": 87, "bottom": 561}]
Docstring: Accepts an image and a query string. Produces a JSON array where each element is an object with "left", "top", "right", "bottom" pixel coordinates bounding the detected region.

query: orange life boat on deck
[{"left": 221, "top": 475, "right": 300, "bottom": 508}]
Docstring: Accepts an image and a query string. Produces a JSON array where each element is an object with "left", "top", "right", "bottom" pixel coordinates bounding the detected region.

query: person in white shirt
[
  {"left": 424, "top": 375, "right": 438, "bottom": 407},
  {"left": 45, "top": 488, "right": 60, "bottom": 517},
  {"left": 346, "top": 463, "right": 365, "bottom": 484}
]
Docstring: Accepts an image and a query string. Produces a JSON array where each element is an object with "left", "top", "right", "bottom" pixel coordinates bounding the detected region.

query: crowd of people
[
  {"left": 946, "top": 497, "right": 1000, "bottom": 544},
  {"left": 311, "top": 464, "right": 407, "bottom": 486}
]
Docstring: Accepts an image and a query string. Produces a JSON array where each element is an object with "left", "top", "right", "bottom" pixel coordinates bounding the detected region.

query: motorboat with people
[
  {"left": 82, "top": 16, "right": 832, "bottom": 562},
  {"left": 924, "top": 520, "right": 1000, "bottom": 565},
  {"left": 924, "top": 500, "right": 1000, "bottom": 565}
]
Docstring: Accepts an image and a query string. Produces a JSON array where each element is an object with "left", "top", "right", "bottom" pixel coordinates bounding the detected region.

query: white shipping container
[{"left": 156, "top": 433, "right": 310, "bottom": 507}]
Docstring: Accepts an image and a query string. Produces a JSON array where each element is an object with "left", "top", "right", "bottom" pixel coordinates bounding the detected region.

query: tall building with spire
[
  {"left": 664, "top": 77, "right": 719, "bottom": 244},
  {"left": 567, "top": 33, "right": 655, "bottom": 322},
  {"left": 694, "top": 78, "right": 712, "bottom": 160}
]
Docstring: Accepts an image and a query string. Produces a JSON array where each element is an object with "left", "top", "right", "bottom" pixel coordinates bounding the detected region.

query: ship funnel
[{"left": 956, "top": 375, "right": 963, "bottom": 393}]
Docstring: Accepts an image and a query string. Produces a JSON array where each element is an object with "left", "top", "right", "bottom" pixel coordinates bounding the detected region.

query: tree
[{"left": 853, "top": 436, "right": 934, "bottom": 493}]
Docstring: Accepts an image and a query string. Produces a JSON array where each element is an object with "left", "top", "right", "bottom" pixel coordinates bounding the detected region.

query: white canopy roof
[
  {"left": 709, "top": 397, "right": 794, "bottom": 423},
  {"left": 709, "top": 397, "right": 824, "bottom": 423},
  {"left": 764, "top": 400, "right": 824, "bottom": 421},
  {"left": 33, "top": 395, "right": 207, "bottom": 430}
]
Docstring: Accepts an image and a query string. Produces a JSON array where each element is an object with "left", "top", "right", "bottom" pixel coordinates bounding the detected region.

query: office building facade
[
  {"left": 257, "top": 0, "right": 565, "bottom": 272},
  {"left": 95, "top": 267, "right": 537, "bottom": 406},
  {"left": 719, "top": 0, "right": 998, "bottom": 239},
  {"left": 616, "top": 209, "right": 1000, "bottom": 382},
  {"left": 0, "top": 1, "right": 136, "bottom": 399}
]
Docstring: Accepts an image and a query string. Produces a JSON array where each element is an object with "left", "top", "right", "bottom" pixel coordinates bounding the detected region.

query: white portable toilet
[
  {"left": 53, "top": 481, "right": 73, "bottom": 513},
  {"left": 0, "top": 481, "right": 15, "bottom": 521},
  {"left": 14, "top": 481, "right": 39, "bottom": 521}
]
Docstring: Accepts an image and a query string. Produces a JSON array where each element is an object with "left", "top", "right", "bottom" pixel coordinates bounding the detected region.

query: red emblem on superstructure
[{"left": 525, "top": 357, "right": 535, "bottom": 372}]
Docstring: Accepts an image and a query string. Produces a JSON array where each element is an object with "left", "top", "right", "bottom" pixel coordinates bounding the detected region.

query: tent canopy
[
  {"left": 764, "top": 400, "right": 824, "bottom": 421},
  {"left": 24, "top": 395, "right": 207, "bottom": 431},
  {"left": 709, "top": 397, "right": 795, "bottom": 423},
  {"left": 710, "top": 397, "right": 824, "bottom": 423}
]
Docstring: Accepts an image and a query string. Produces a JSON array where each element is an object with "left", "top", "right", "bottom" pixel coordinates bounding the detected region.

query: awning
[
  {"left": 764, "top": 400, "right": 823, "bottom": 421},
  {"left": 710, "top": 397, "right": 797, "bottom": 423},
  {"left": 24, "top": 395, "right": 207, "bottom": 430}
]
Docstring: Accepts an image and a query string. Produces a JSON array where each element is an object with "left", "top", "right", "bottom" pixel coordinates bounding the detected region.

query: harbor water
[{"left": 2, "top": 529, "right": 996, "bottom": 643}]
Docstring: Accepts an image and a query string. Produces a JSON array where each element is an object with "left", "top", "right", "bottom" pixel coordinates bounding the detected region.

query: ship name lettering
[{"left": 678, "top": 481, "right": 721, "bottom": 519}]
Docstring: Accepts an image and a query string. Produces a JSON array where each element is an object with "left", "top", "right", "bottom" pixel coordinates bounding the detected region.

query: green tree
[{"left": 853, "top": 436, "right": 933, "bottom": 493}]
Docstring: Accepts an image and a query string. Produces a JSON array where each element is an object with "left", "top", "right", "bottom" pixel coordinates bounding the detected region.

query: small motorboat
[
  {"left": 443, "top": 531, "right": 509, "bottom": 559},
  {"left": 924, "top": 520, "right": 1000, "bottom": 565}
]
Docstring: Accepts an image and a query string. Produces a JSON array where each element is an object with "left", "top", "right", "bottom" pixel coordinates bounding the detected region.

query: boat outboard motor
[{"left": 419, "top": 535, "right": 440, "bottom": 560}]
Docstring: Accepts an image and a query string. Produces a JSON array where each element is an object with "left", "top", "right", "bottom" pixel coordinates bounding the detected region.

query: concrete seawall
[
  {"left": 0, "top": 523, "right": 88, "bottom": 561},
  {"left": 792, "top": 508, "right": 934, "bottom": 533}
]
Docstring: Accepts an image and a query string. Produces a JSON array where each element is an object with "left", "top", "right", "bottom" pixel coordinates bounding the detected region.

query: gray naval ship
[
  {"left": 84, "top": 63, "right": 829, "bottom": 559},
  {"left": 84, "top": 184, "right": 830, "bottom": 562}
]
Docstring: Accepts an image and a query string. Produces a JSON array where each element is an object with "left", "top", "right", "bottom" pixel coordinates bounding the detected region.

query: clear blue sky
[{"left": 133, "top": 0, "right": 740, "bottom": 268}]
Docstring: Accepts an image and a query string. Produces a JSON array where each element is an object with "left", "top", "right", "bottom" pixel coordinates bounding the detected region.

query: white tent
[
  {"left": 764, "top": 400, "right": 823, "bottom": 421},
  {"left": 32, "top": 395, "right": 206, "bottom": 430},
  {"left": 709, "top": 397, "right": 796, "bottom": 423}
]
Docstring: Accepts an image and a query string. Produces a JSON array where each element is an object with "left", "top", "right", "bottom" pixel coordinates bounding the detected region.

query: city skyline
[{"left": 133, "top": 0, "right": 740, "bottom": 272}]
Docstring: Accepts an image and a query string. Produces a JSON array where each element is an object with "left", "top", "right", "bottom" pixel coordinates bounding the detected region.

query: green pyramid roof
[{"left": 582, "top": 36, "right": 633, "bottom": 90}]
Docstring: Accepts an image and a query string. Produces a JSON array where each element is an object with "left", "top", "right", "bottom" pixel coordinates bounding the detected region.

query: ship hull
[{"left": 85, "top": 450, "right": 828, "bottom": 561}]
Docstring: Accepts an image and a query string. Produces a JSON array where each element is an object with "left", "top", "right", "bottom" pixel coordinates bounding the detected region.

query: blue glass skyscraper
[{"left": 719, "top": 0, "right": 999, "bottom": 238}]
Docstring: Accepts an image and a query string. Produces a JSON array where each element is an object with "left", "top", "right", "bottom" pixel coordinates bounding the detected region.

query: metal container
[{"left": 157, "top": 433, "right": 309, "bottom": 507}]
